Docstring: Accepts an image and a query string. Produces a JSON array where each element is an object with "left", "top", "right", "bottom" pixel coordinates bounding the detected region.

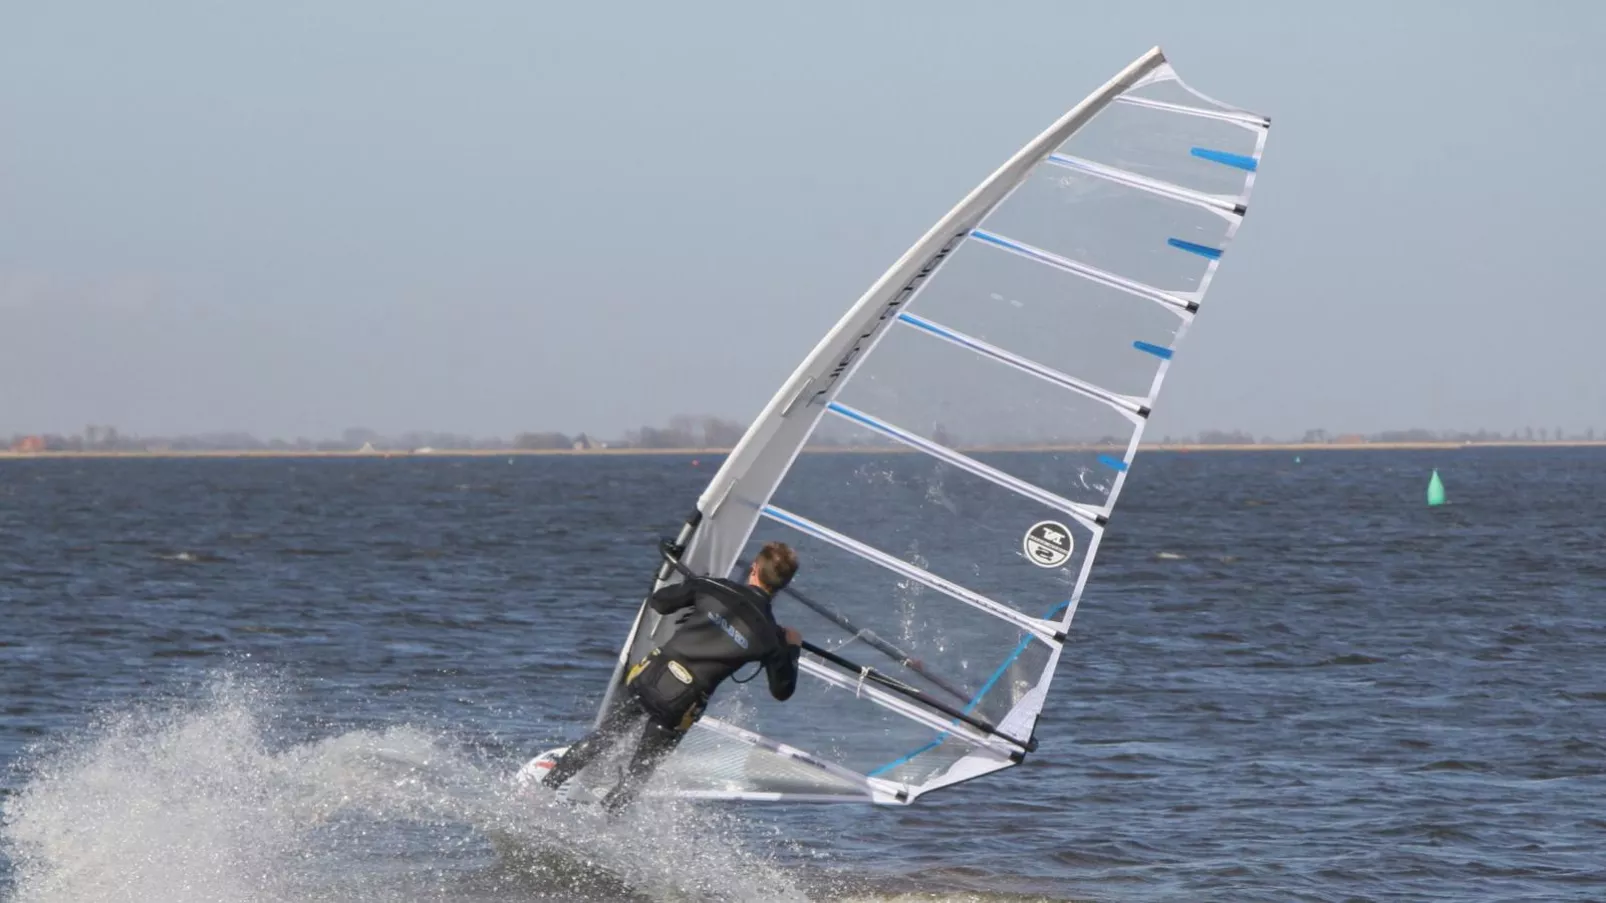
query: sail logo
[
  {"left": 1023, "top": 520, "right": 1073, "bottom": 568},
  {"left": 706, "top": 611, "right": 749, "bottom": 649},
  {"left": 808, "top": 229, "right": 967, "bottom": 407}
]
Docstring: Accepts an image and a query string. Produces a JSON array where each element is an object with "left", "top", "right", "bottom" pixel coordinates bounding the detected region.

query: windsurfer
[{"left": 541, "top": 540, "right": 804, "bottom": 812}]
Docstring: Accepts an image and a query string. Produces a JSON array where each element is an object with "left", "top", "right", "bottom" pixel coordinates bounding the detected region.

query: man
[{"left": 541, "top": 540, "right": 803, "bottom": 813}]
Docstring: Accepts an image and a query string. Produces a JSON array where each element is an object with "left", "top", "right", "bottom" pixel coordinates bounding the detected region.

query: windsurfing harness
[{"left": 625, "top": 577, "right": 799, "bottom": 730}]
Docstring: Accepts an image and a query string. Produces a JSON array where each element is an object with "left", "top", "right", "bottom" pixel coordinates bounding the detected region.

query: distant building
[
  {"left": 1333, "top": 434, "right": 1367, "bottom": 445},
  {"left": 11, "top": 436, "right": 45, "bottom": 453},
  {"left": 572, "top": 433, "right": 593, "bottom": 451}
]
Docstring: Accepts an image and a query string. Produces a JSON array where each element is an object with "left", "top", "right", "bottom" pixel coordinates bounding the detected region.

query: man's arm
[
  {"left": 765, "top": 627, "right": 803, "bottom": 701},
  {"left": 648, "top": 580, "right": 698, "bottom": 615}
]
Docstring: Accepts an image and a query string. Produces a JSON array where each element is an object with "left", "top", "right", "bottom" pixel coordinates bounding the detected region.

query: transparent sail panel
[
  {"left": 1063, "top": 90, "right": 1261, "bottom": 198},
  {"left": 750, "top": 521, "right": 1042, "bottom": 706},
  {"left": 776, "top": 424, "right": 1092, "bottom": 625},
  {"left": 979, "top": 163, "right": 1234, "bottom": 294},
  {"left": 654, "top": 730, "right": 870, "bottom": 797},
  {"left": 832, "top": 322, "right": 1139, "bottom": 507},
  {"left": 895, "top": 241, "right": 1184, "bottom": 399},
  {"left": 714, "top": 515, "right": 1040, "bottom": 789},
  {"left": 870, "top": 722, "right": 1003, "bottom": 789},
  {"left": 690, "top": 531, "right": 1016, "bottom": 784},
  {"left": 1124, "top": 73, "right": 1271, "bottom": 130},
  {"left": 1124, "top": 72, "right": 1258, "bottom": 118}
]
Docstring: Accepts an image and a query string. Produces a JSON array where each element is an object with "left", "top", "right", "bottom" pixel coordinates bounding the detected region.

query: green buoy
[{"left": 1427, "top": 469, "right": 1446, "bottom": 506}]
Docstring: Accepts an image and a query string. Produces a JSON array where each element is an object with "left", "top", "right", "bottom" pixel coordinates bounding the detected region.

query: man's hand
[{"left": 783, "top": 627, "right": 802, "bottom": 647}]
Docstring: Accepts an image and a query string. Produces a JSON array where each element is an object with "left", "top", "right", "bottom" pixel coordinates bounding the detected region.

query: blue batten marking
[
  {"left": 969, "top": 229, "right": 1018, "bottom": 251},
  {"left": 969, "top": 229, "right": 1046, "bottom": 263},
  {"left": 1167, "top": 237, "right": 1223, "bottom": 260},
  {"left": 866, "top": 739, "right": 943, "bottom": 777},
  {"left": 1133, "top": 340, "right": 1174, "bottom": 360},
  {"left": 1097, "top": 454, "right": 1129, "bottom": 472},
  {"left": 762, "top": 505, "right": 812, "bottom": 534},
  {"left": 827, "top": 401, "right": 876, "bottom": 430},
  {"left": 897, "top": 312, "right": 959, "bottom": 342},
  {"left": 1191, "top": 147, "right": 1258, "bottom": 171},
  {"left": 867, "top": 600, "right": 1073, "bottom": 778}
]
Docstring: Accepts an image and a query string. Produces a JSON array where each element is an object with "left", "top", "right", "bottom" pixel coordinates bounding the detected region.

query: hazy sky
[{"left": 3, "top": 2, "right": 1603, "bottom": 441}]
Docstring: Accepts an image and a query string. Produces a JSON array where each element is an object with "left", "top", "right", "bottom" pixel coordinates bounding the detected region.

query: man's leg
[
  {"left": 542, "top": 695, "right": 644, "bottom": 791},
  {"left": 600, "top": 714, "right": 692, "bottom": 813}
]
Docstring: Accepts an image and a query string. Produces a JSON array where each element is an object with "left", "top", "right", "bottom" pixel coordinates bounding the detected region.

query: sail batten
[
  {"left": 1045, "top": 153, "right": 1244, "bottom": 217},
  {"left": 1115, "top": 93, "right": 1271, "bottom": 127},
  {"left": 825, "top": 401, "right": 1109, "bottom": 529},
  {"left": 969, "top": 229, "right": 1200, "bottom": 313},
  {"left": 581, "top": 47, "right": 1270, "bottom": 805},
  {"left": 896, "top": 311, "right": 1151, "bottom": 417}
]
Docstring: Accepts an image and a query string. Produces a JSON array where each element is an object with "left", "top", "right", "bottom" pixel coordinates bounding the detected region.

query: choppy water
[{"left": 1, "top": 449, "right": 1603, "bottom": 902}]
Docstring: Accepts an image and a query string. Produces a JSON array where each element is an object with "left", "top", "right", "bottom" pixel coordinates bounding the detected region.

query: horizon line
[{"left": 7, "top": 438, "right": 1606, "bottom": 461}]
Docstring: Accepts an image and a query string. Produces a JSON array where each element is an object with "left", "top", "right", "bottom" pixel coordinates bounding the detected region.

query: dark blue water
[{"left": 2, "top": 449, "right": 1603, "bottom": 902}]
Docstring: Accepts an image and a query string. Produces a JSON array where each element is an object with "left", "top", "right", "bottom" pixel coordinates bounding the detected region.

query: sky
[{"left": 2, "top": 1, "right": 1603, "bottom": 442}]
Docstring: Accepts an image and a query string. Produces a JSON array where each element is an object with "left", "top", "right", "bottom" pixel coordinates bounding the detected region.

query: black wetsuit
[{"left": 542, "top": 576, "right": 800, "bottom": 812}]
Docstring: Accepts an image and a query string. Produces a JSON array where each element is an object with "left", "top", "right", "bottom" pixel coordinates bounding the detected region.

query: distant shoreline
[{"left": 5, "top": 440, "right": 1604, "bottom": 460}]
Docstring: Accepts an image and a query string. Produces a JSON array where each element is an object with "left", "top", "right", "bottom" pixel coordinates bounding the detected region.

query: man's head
[{"left": 747, "top": 541, "right": 799, "bottom": 594}]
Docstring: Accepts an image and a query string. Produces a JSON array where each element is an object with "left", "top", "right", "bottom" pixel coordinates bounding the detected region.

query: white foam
[{"left": 1, "top": 671, "right": 809, "bottom": 902}]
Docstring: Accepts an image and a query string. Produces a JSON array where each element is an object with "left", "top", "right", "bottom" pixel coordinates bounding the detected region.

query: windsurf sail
[{"left": 592, "top": 46, "right": 1271, "bottom": 805}]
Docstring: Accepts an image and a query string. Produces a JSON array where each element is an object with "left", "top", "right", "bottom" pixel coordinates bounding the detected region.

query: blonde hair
[{"left": 752, "top": 541, "right": 798, "bottom": 592}]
